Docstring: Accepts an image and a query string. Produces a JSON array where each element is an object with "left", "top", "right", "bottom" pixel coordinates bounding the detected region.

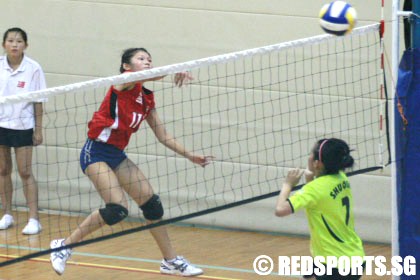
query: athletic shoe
[
  {"left": 22, "top": 219, "right": 42, "bottom": 235},
  {"left": 0, "top": 214, "right": 14, "bottom": 230},
  {"left": 50, "top": 239, "right": 72, "bottom": 275},
  {"left": 160, "top": 256, "right": 203, "bottom": 277}
]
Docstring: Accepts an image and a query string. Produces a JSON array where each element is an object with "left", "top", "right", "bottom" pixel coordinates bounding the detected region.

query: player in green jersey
[{"left": 275, "top": 138, "right": 365, "bottom": 280}]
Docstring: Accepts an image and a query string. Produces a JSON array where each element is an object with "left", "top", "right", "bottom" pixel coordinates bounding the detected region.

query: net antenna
[{"left": 0, "top": 23, "right": 389, "bottom": 266}]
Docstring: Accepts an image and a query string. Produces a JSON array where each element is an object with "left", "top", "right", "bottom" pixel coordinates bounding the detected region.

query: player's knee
[
  {"left": 0, "top": 166, "right": 11, "bottom": 177},
  {"left": 99, "top": 203, "right": 128, "bottom": 225},
  {"left": 140, "top": 194, "right": 164, "bottom": 221},
  {"left": 17, "top": 167, "right": 32, "bottom": 180}
]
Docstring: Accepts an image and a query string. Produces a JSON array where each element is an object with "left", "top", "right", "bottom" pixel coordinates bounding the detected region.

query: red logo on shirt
[{"left": 17, "top": 81, "right": 26, "bottom": 88}]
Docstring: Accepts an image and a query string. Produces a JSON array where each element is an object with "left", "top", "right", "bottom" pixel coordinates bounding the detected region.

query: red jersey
[{"left": 87, "top": 83, "right": 155, "bottom": 150}]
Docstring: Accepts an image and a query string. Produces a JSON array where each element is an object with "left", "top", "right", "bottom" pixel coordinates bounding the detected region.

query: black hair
[
  {"left": 119, "top": 47, "right": 151, "bottom": 73},
  {"left": 313, "top": 138, "right": 354, "bottom": 174},
  {"left": 3, "top": 27, "right": 28, "bottom": 45}
]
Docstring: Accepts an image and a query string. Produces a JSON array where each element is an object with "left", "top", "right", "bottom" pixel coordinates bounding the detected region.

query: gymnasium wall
[{"left": 0, "top": 0, "right": 392, "bottom": 243}]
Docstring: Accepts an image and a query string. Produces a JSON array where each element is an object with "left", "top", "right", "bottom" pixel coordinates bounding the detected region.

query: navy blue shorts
[
  {"left": 0, "top": 127, "right": 33, "bottom": 147},
  {"left": 80, "top": 139, "right": 127, "bottom": 173}
]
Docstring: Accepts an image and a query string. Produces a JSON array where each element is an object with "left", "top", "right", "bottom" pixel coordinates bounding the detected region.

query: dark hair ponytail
[
  {"left": 119, "top": 47, "right": 151, "bottom": 73},
  {"left": 314, "top": 138, "right": 354, "bottom": 174}
]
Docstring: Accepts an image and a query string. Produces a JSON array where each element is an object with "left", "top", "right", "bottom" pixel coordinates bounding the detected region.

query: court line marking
[
  {"left": 0, "top": 253, "right": 244, "bottom": 280},
  {"left": 0, "top": 244, "right": 300, "bottom": 278},
  {"left": 0, "top": 244, "right": 256, "bottom": 274}
]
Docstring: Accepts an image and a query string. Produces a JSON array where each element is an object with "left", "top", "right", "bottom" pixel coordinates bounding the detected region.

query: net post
[{"left": 391, "top": 1, "right": 401, "bottom": 279}]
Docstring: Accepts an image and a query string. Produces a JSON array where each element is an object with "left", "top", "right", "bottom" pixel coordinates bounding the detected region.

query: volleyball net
[{"left": 0, "top": 23, "right": 389, "bottom": 265}]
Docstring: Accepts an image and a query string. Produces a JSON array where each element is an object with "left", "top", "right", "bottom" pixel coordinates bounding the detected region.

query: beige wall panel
[
  {"left": 68, "top": 0, "right": 387, "bottom": 21},
  {"left": 14, "top": 147, "right": 391, "bottom": 243},
  {"left": 1, "top": 0, "right": 390, "bottom": 85}
]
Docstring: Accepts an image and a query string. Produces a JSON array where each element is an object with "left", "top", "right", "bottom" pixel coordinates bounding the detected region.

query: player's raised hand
[
  {"left": 174, "top": 71, "right": 193, "bottom": 87},
  {"left": 284, "top": 168, "right": 304, "bottom": 187},
  {"left": 189, "top": 154, "right": 215, "bottom": 168}
]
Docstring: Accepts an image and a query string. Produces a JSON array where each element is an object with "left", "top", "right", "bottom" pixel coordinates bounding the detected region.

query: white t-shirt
[{"left": 0, "top": 55, "right": 47, "bottom": 130}]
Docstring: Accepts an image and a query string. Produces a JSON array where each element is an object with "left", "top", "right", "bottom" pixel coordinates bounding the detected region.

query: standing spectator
[{"left": 0, "top": 27, "right": 46, "bottom": 235}]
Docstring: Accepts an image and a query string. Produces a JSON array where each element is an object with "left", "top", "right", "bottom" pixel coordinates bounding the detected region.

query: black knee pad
[
  {"left": 99, "top": 203, "right": 128, "bottom": 225},
  {"left": 140, "top": 194, "right": 164, "bottom": 220}
]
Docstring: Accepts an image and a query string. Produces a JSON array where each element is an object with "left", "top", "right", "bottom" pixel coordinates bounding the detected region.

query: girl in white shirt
[{"left": 0, "top": 27, "right": 46, "bottom": 235}]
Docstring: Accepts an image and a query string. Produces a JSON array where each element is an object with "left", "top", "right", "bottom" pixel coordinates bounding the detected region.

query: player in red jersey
[
  {"left": 50, "top": 48, "right": 214, "bottom": 277},
  {"left": 86, "top": 82, "right": 155, "bottom": 150}
]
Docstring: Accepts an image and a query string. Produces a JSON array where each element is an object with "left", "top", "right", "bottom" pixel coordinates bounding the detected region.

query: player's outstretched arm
[{"left": 147, "top": 109, "right": 214, "bottom": 167}]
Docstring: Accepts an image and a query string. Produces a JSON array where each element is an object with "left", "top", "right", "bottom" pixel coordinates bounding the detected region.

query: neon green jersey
[{"left": 288, "top": 171, "right": 364, "bottom": 260}]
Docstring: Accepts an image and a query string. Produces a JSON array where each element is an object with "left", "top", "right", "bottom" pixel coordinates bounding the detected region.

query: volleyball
[{"left": 319, "top": 1, "right": 357, "bottom": 36}]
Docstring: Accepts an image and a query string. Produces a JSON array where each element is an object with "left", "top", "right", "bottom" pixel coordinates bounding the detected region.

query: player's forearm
[
  {"left": 34, "top": 102, "right": 43, "bottom": 131},
  {"left": 275, "top": 183, "right": 293, "bottom": 217},
  {"left": 161, "top": 137, "right": 192, "bottom": 159}
]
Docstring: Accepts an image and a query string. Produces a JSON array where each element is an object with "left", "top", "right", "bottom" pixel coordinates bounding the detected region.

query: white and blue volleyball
[{"left": 319, "top": 1, "right": 357, "bottom": 36}]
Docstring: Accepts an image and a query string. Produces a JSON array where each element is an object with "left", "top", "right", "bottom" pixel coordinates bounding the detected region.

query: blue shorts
[{"left": 80, "top": 139, "right": 127, "bottom": 173}]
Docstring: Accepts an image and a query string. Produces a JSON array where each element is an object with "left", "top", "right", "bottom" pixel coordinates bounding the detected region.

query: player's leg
[
  {"left": 68, "top": 161, "right": 128, "bottom": 244},
  {"left": 0, "top": 146, "right": 14, "bottom": 229},
  {"left": 115, "top": 158, "right": 203, "bottom": 276},
  {"left": 114, "top": 158, "right": 154, "bottom": 205},
  {"left": 15, "top": 145, "right": 42, "bottom": 234},
  {"left": 51, "top": 162, "right": 128, "bottom": 275},
  {"left": 115, "top": 159, "right": 174, "bottom": 255}
]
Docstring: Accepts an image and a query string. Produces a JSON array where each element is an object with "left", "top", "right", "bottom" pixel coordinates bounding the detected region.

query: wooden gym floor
[{"left": 0, "top": 211, "right": 391, "bottom": 280}]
